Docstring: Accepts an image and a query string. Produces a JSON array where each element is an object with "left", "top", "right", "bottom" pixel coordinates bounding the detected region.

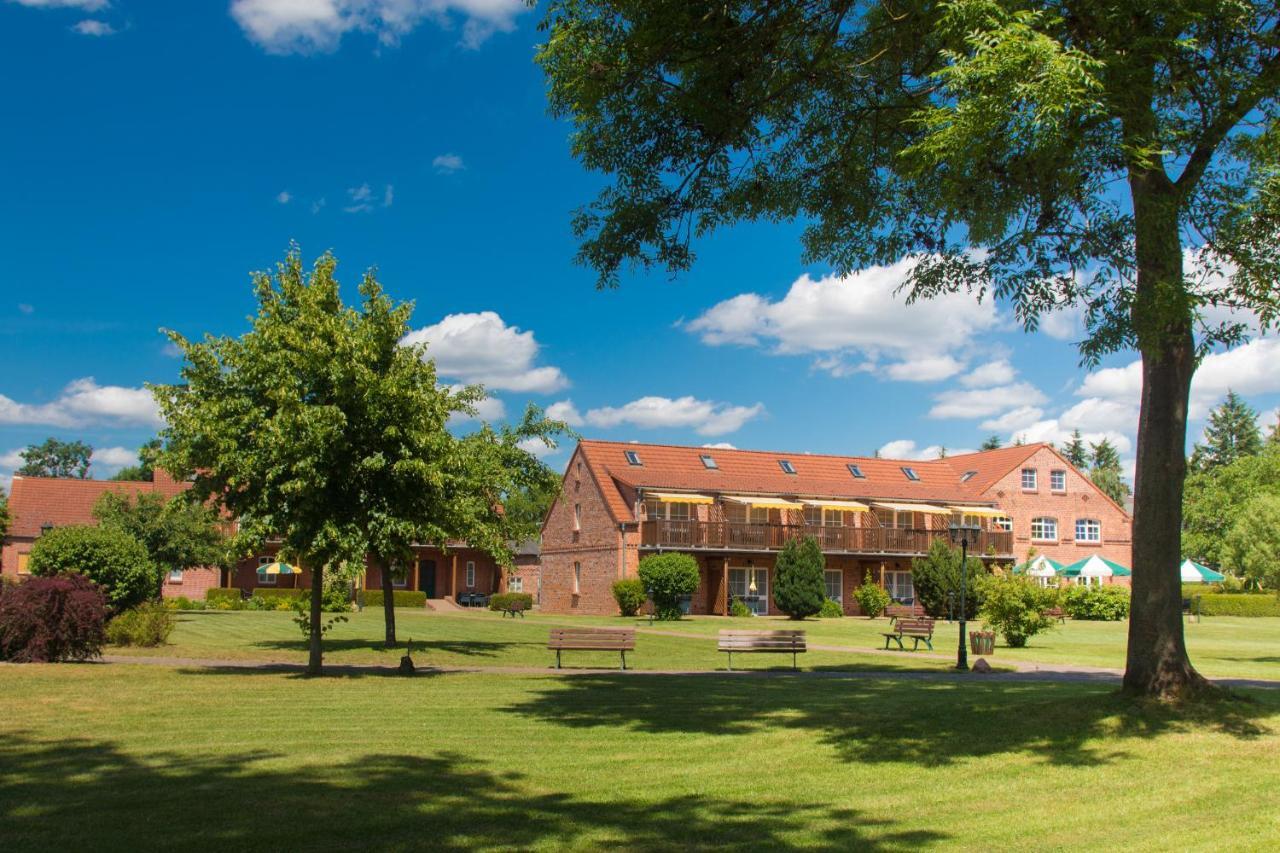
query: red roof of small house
[
  {"left": 5, "top": 470, "right": 190, "bottom": 539},
  {"left": 940, "top": 444, "right": 1044, "bottom": 494}
]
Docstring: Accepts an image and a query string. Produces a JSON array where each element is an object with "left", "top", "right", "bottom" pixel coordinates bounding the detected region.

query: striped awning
[
  {"left": 871, "top": 501, "right": 948, "bottom": 514},
  {"left": 722, "top": 495, "right": 805, "bottom": 510},
  {"left": 947, "top": 505, "right": 1009, "bottom": 518},
  {"left": 647, "top": 491, "right": 715, "bottom": 505},
  {"left": 800, "top": 498, "right": 870, "bottom": 512}
]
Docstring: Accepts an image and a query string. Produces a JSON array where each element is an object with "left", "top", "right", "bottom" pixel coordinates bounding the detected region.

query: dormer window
[
  {"left": 960, "top": 470, "right": 977, "bottom": 483},
  {"left": 624, "top": 450, "right": 642, "bottom": 466},
  {"left": 901, "top": 466, "right": 920, "bottom": 481},
  {"left": 700, "top": 454, "right": 718, "bottom": 469},
  {"left": 778, "top": 460, "right": 797, "bottom": 474},
  {"left": 847, "top": 463, "right": 865, "bottom": 479}
]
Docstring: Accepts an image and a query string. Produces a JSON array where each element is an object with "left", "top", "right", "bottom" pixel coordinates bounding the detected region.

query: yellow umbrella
[{"left": 257, "top": 561, "right": 301, "bottom": 575}]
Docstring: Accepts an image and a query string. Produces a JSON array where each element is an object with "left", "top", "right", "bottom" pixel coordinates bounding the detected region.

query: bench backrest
[
  {"left": 548, "top": 628, "right": 636, "bottom": 650},
  {"left": 886, "top": 604, "right": 924, "bottom": 617},
  {"left": 895, "top": 618, "right": 935, "bottom": 636},
  {"left": 717, "top": 629, "right": 807, "bottom": 651}
]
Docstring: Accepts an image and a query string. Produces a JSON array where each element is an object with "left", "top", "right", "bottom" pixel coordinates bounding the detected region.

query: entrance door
[
  {"left": 728, "top": 567, "right": 769, "bottom": 615},
  {"left": 419, "top": 560, "right": 436, "bottom": 598}
]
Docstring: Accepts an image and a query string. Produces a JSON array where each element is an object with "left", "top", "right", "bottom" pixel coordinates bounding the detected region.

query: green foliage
[
  {"left": 1190, "top": 392, "right": 1263, "bottom": 473},
  {"left": 488, "top": 592, "right": 534, "bottom": 613},
  {"left": 105, "top": 603, "right": 175, "bottom": 647},
  {"left": 610, "top": 578, "right": 646, "bottom": 617},
  {"left": 911, "top": 540, "right": 988, "bottom": 619},
  {"left": 1063, "top": 585, "right": 1130, "bottom": 621},
  {"left": 1223, "top": 494, "right": 1280, "bottom": 589},
  {"left": 500, "top": 477, "right": 563, "bottom": 531},
  {"left": 853, "top": 572, "right": 891, "bottom": 618},
  {"left": 980, "top": 435, "right": 1002, "bottom": 451},
  {"left": 93, "top": 491, "right": 229, "bottom": 579},
  {"left": 728, "top": 597, "right": 752, "bottom": 618},
  {"left": 1183, "top": 446, "right": 1280, "bottom": 568},
  {"left": 205, "top": 588, "right": 243, "bottom": 606},
  {"left": 165, "top": 596, "right": 206, "bottom": 611},
  {"left": 1087, "top": 439, "right": 1130, "bottom": 505},
  {"left": 818, "top": 598, "right": 844, "bottom": 619},
  {"left": 0, "top": 573, "right": 106, "bottom": 662},
  {"left": 1063, "top": 430, "right": 1088, "bottom": 469},
  {"left": 773, "top": 536, "right": 826, "bottom": 620},
  {"left": 28, "top": 525, "right": 157, "bottom": 610},
  {"left": 361, "top": 590, "right": 427, "bottom": 609},
  {"left": 0, "top": 488, "right": 9, "bottom": 540},
  {"left": 17, "top": 437, "right": 92, "bottom": 479},
  {"left": 1197, "top": 594, "right": 1280, "bottom": 617},
  {"left": 108, "top": 439, "right": 163, "bottom": 482},
  {"left": 290, "top": 592, "right": 349, "bottom": 639},
  {"left": 977, "top": 574, "right": 1057, "bottom": 648},
  {"left": 637, "top": 553, "right": 699, "bottom": 620}
]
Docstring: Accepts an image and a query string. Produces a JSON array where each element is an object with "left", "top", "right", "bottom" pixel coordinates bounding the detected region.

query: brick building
[{"left": 539, "top": 440, "right": 1132, "bottom": 616}]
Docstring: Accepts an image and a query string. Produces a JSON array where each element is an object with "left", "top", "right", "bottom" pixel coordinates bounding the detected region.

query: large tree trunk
[
  {"left": 1122, "top": 170, "right": 1209, "bottom": 700},
  {"left": 381, "top": 561, "right": 397, "bottom": 647},
  {"left": 307, "top": 562, "right": 324, "bottom": 676}
]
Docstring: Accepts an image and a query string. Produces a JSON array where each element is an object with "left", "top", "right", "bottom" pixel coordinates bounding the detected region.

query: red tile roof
[
  {"left": 6, "top": 472, "right": 190, "bottom": 539},
  {"left": 577, "top": 439, "right": 1028, "bottom": 524}
]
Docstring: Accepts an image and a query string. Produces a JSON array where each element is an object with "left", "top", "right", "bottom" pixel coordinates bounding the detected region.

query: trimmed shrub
[
  {"left": 106, "top": 602, "right": 175, "bottom": 647},
  {"left": 818, "top": 598, "right": 844, "bottom": 618},
  {"left": 206, "top": 588, "right": 243, "bottom": 606},
  {"left": 247, "top": 594, "right": 294, "bottom": 612},
  {"left": 637, "top": 553, "right": 700, "bottom": 621},
  {"left": 362, "top": 590, "right": 428, "bottom": 609},
  {"left": 910, "top": 539, "right": 989, "bottom": 619},
  {"left": 165, "top": 596, "right": 205, "bottom": 611},
  {"left": 27, "top": 525, "right": 157, "bottom": 610},
  {"left": 488, "top": 592, "right": 534, "bottom": 612},
  {"left": 729, "top": 597, "right": 752, "bottom": 618},
  {"left": 977, "top": 574, "right": 1057, "bottom": 648},
  {"left": 853, "top": 571, "right": 892, "bottom": 618},
  {"left": 251, "top": 588, "right": 307, "bottom": 603},
  {"left": 1198, "top": 594, "right": 1280, "bottom": 617},
  {"left": 774, "top": 536, "right": 826, "bottom": 620},
  {"left": 1063, "top": 584, "right": 1130, "bottom": 621},
  {"left": 0, "top": 573, "right": 107, "bottom": 662},
  {"left": 611, "top": 578, "right": 647, "bottom": 616}
]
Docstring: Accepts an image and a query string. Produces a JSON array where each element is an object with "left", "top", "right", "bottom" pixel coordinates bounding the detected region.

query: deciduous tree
[
  {"left": 93, "top": 491, "right": 229, "bottom": 581},
  {"left": 109, "top": 439, "right": 163, "bottom": 482},
  {"left": 18, "top": 438, "right": 92, "bottom": 479}
]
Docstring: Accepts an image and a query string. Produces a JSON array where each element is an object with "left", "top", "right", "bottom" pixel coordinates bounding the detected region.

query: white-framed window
[
  {"left": 778, "top": 459, "right": 797, "bottom": 474},
  {"left": 573, "top": 561, "right": 581, "bottom": 594},
  {"left": 993, "top": 516, "right": 1013, "bottom": 532},
  {"left": 508, "top": 575, "right": 523, "bottom": 593},
  {"left": 1021, "top": 468, "right": 1038, "bottom": 490},
  {"left": 1075, "top": 518, "right": 1101, "bottom": 543},
  {"left": 824, "top": 569, "right": 843, "bottom": 602},
  {"left": 256, "top": 555, "right": 276, "bottom": 585},
  {"left": 465, "top": 561, "right": 476, "bottom": 589},
  {"left": 700, "top": 454, "right": 718, "bottom": 469},
  {"left": 1031, "top": 517, "right": 1058, "bottom": 541},
  {"left": 1050, "top": 469, "right": 1067, "bottom": 492},
  {"left": 624, "top": 450, "right": 642, "bottom": 466},
  {"left": 878, "top": 509, "right": 917, "bottom": 530},
  {"left": 901, "top": 466, "right": 920, "bottom": 481},
  {"left": 647, "top": 500, "right": 690, "bottom": 521},
  {"left": 391, "top": 561, "right": 407, "bottom": 588},
  {"left": 168, "top": 569, "right": 184, "bottom": 583},
  {"left": 804, "top": 505, "right": 821, "bottom": 526},
  {"left": 574, "top": 503, "right": 581, "bottom": 531},
  {"left": 749, "top": 505, "right": 771, "bottom": 525},
  {"left": 884, "top": 570, "right": 914, "bottom": 603}
]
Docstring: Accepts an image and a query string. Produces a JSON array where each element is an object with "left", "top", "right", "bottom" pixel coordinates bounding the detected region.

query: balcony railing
[{"left": 639, "top": 520, "right": 1013, "bottom": 557}]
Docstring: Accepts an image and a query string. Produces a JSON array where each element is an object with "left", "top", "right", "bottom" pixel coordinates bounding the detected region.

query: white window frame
[
  {"left": 168, "top": 569, "right": 184, "bottom": 583},
  {"left": 993, "top": 516, "right": 1012, "bottom": 532},
  {"left": 465, "top": 561, "right": 476, "bottom": 589},
  {"left": 1050, "top": 469, "right": 1067, "bottom": 492},
  {"left": 391, "top": 561, "right": 408, "bottom": 588},
  {"left": 624, "top": 450, "right": 642, "bottom": 466},
  {"left": 256, "top": 556, "right": 277, "bottom": 585},
  {"left": 1075, "top": 518, "right": 1101, "bottom": 543},
  {"left": 508, "top": 575, "right": 523, "bottom": 593},
  {"left": 1031, "top": 517, "right": 1058, "bottom": 542},
  {"left": 824, "top": 569, "right": 843, "bottom": 602},
  {"left": 1021, "top": 468, "right": 1038, "bottom": 491},
  {"left": 884, "top": 570, "right": 914, "bottom": 603}
]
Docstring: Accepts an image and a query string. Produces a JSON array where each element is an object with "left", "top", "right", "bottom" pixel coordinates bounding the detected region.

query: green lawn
[{"left": 1, "top": 664, "right": 1278, "bottom": 850}]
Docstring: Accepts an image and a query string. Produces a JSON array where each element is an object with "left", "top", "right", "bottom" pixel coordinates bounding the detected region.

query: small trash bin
[{"left": 969, "top": 631, "right": 995, "bottom": 656}]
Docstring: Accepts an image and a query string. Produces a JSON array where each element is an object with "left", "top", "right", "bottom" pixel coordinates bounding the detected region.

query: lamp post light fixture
[{"left": 948, "top": 520, "right": 982, "bottom": 672}]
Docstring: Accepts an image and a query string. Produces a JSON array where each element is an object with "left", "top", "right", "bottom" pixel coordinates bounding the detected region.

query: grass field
[{"left": 1, "top": 663, "right": 1278, "bottom": 850}]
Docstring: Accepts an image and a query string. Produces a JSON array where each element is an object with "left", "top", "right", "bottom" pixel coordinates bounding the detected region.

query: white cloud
[
  {"left": 382, "top": 184, "right": 394, "bottom": 207},
  {"left": 0, "top": 378, "right": 161, "bottom": 428},
  {"left": 11, "top": 0, "right": 109, "bottom": 9},
  {"left": 1077, "top": 360, "right": 1141, "bottom": 400},
  {"left": 584, "top": 396, "right": 765, "bottom": 437},
  {"left": 1058, "top": 397, "right": 1140, "bottom": 434},
  {"left": 546, "top": 399, "right": 584, "bottom": 427},
  {"left": 980, "top": 405, "right": 1045, "bottom": 433},
  {"left": 276, "top": 190, "right": 292, "bottom": 204},
  {"left": 310, "top": 197, "right": 326, "bottom": 214},
  {"left": 230, "top": 0, "right": 526, "bottom": 54},
  {"left": 344, "top": 182, "right": 374, "bottom": 213},
  {"left": 432, "top": 153, "right": 465, "bottom": 174},
  {"left": 1039, "top": 305, "right": 1084, "bottom": 341},
  {"left": 878, "top": 440, "right": 974, "bottom": 460},
  {"left": 1263, "top": 407, "right": 1279, "bottom": 435},
  {"left": 701, "top": 442, "right": 737, "bottom": 450},
  {"left": 447, "top": 389, "right": 505, "bottom": 425},
  {"left": 18, "top": 303, "right": 34, "bottom": 315},
  {"left": 403, "top": 312, "right": 568, "bottom": 394},
  {"left": 961, "top": 359, "right": 1016, "bottom": 388},
  {"left": 685, "top": 258, "right": 1002, "bottom": 381},
  {"left": 928, "top": 383, "right": 1048, "bottom": 420},
  {"left": 71, "top": 18, "right": 115, "bottom": 35},
  {"left": 516, "top": 436, "right": 562, "bottom": 459}
]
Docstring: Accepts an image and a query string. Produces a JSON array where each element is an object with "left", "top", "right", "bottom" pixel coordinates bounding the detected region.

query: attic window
[
  {"left": 960, "top": 470, "right": 977, "bottom": 483},
  {"left": 700, "top": 454, "right": 718, "bottom": 469},
  {"left": 778, "top": 460, "right": 797, "bottom": 475},
  {"left": 901, "top": 466, "right": 920, "bottom": 482},
  {"left": 847, "top": 463, "right": 865, "bottom": 479},
  {"left": 624, "top": 450, "right": 642, "bottom": 466}
]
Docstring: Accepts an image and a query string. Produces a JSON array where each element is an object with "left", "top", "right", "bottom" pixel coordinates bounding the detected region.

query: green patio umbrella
[
  {"left": 1013, "top": 554, "right": 1064, "bottom": 578},
  {"left": 1180, "top": 559, "right": 1225, "bottom": 583},
  {"left": 1060, "top": 555, "right": 1131, "bottom": 580},
  {"left": 256, "top": 561, "right": 300, "bottom": 575}
]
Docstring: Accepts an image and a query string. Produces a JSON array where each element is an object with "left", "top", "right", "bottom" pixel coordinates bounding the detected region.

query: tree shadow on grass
[
  {"left": 0, "top": 732, "right": 947, "bottom": 851},
  {"left": 502, "top": 674, "right": 1277, "bottom": 768},
  {"left": 250, "top": 638, "right": 531, "bottom": 659}
]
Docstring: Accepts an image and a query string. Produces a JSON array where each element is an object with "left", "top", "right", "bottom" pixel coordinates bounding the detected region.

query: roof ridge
[{"left": 580, "top": 438, "right": 983, "bottom": 467}]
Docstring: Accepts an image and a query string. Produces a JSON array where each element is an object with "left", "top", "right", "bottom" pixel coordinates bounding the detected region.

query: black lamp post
[{"left": 948, "top": 520, "right": 982, "bottom": 671}]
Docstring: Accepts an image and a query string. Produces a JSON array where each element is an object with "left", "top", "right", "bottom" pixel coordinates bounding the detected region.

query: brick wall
[{"left": 540, "top": 447, "right": 629, "bottom": 615}]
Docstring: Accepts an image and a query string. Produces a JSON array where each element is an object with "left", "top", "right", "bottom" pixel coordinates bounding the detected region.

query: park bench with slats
[
  {"left": 718, "top": 630, "right": 807, "bottom": 671},
  {"left": 882, "top": 618, "right": 936, "bottom": 651},
  {"left": 885, "top": 603, "right": 924, "bottom": 624},
  {"left": 1042, "top": 606, "right": 1066, "bottom": 624},
  {"left": 548, "top": 628, "right": 636, "bottom": 670}
]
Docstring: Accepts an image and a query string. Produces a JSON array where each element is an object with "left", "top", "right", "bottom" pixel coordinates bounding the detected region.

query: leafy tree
[
  {"left": 500, "top": 476, "right": 562, "bottom": 530},
  {"left": 536, "top": 0, "right": 1280, "bottom": 698},
  {"left": 980, "top": 435, "right": 1002, "bottom": 451},
  {"left": 1183, "top": 446, "right": 1280, "bottom": 568},
  {"left": 853, "top": 570, "right": 891, "bottom": 618},
  {"left": 109, "top": 439, "right": 164, "bottom": 482},
  {"left": 154, "top": 248, "right": 564, "bottom": 673},
  {"left": 611, "top": 578, "right": 646, "bottom": 617},
  {"left": 1063, "top": 430, "right": 1089, "bottom": 469},
  {"left": 1267, "top": 416, "right": 1280, "bottom": 448},
  {"left": 0, "top": 489, "right": 9, "bottom": 540},
  {"left": 977, "top": 574, "right": 1057, "bottom": 648},
  {"left": 1190, "top": 391, "right": 1263, "bottom": 473},
  {"left": 1089, "top": 439, "right": 1122, "bottom": 472},
  {"left": 637, "top": 552, "right": 700, "bottom": 620},
  {"left": 17, "top": 438, "right": 92, "bottom": 479},
  {"left": 1088, "top": 439, "right": 1131, "bottom": 505},
  {"left": 93, "top": 492, "right": 229, "bottom": 579},
  {"left": 773, "top": 536, "right": 826, "bottom": 620},
  {"left": 1223, "top": 494, "right": 1280, "bottom": 589},
  {"left": 910, "top": 539, "right": 989, "bottom": 620},
  {"left": 27, "top": 525, "right": 156, "bottom": 610}
]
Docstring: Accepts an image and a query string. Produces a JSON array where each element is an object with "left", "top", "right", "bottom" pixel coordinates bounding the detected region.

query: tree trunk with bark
[
  {"left": 381, "top": 560, "right": 397, "bottom": 647},
  {"left": 307, "top": 561, "right": 324, "bottom": 676}
]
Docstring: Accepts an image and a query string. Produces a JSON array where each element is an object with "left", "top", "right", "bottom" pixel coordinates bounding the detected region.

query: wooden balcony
[{"left": 639, "top": 520, "right": 1013, "bottom": 557}]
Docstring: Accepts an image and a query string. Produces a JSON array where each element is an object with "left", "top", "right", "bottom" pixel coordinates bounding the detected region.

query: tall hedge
[
  {"left": 773, "top": 536, "right": 826, "bottom": 620},
  {"left": 27, "top": 525, "right": 157, "bottom": 610}
]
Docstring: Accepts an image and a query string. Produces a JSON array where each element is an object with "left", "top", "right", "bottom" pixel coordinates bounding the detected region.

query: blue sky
[{"left": 3, "top": 0, "right": 1279, "bottom": 489}]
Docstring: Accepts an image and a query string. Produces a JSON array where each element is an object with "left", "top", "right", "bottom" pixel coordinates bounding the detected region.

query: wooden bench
[
  {"left": 548, "top": 628, "right": 636, "bottom": 670},
  {"left": 718, "top": 630, "right": 807, "bottom": 671},
  {"left": 885, "top": 603, "right": 924, "bottom": 624},
  {"left": 500, "top": 604, "right": 526, "bottom": 618},
  {"left": 882, "top": 618, "right": 936, "bottom": 651},
  {"left": 1042, "top": 606, "right": 1066, "bottom": 624}
]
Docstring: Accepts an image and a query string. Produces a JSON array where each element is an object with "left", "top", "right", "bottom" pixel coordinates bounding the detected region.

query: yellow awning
[
  {"left": 722, "top": 495, "right": 805, "bottom": 510},
  {"left": 947, "top": 505, "right": 1009, "bottom": 518},
  {"left": 800, "top": 498, "right": 870, "bottom": 512},
  {"left": 871, "top": 501, "right": 948, "bottom": 514},
  {"left": 647, "top": 491, "right": 715, "bottom": 505}
]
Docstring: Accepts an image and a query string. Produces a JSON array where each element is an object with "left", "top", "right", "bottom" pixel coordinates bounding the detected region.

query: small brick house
[{"left": 538, "top": 440, "right": 1133, "bottom": 616}]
